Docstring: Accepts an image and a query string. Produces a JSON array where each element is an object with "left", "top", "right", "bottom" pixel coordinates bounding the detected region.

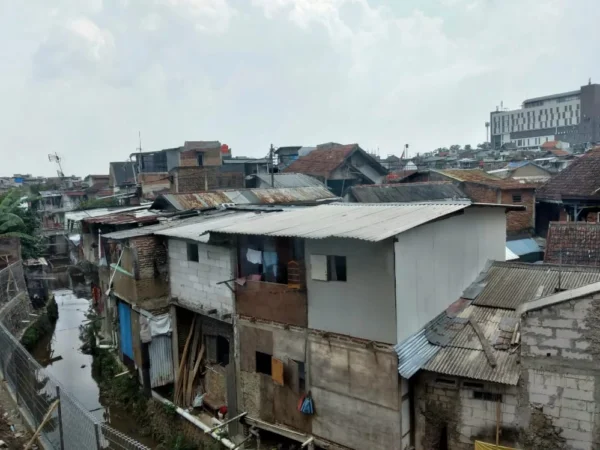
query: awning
[{"left": 506, "top": 238, "right": 541, "bottom": 256}]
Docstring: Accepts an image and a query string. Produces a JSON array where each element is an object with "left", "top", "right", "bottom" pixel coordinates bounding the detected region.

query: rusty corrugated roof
[
  {"left": 153, "top": 187, "right": 336, "bottom": 211},
  {"left": 284, "top": 144, "right": 357, "bottom": 177}
]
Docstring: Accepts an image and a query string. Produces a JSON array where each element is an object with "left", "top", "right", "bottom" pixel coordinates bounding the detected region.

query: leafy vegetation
[
  {"left": 20, "top": 295, "right": 59, "bottom": 351},
  {"left": 76, "top": 197, "right": 120, "bottom": 211},
  {"left": 0, "top": 189, "right": 43, "bottom": 259}
]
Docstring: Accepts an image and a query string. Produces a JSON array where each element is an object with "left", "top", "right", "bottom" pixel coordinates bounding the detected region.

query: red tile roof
[
  {"left": 545, "top": 222, "right": 600, "bottom": 266},
  {"left": 537, "top": 147, "right": 600, "bottom": 200},
  {"left": 284, "top": 144, "right": 358, "bottom": 177},
  {"left": 541, "top": 140, "right": 558, "bottom": 149},
  {"left": 548, "top": 148, "right": 570, "bottom": 157}
]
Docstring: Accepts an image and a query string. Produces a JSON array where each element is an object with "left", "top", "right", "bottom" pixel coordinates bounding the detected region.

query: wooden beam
[
  {"left": 469, "top": 318, "right": 497, "bottom": 368},
  {"left": 24, "top": 400, "right": 60, "bottom": 450}
]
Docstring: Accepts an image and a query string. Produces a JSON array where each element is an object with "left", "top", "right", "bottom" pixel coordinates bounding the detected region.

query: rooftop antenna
[
  {"left": 48, "top": 152, "right": 65, "bottom": 178},
  {"left": 137, "top": 131, "right": 143, "bottom": 153}
]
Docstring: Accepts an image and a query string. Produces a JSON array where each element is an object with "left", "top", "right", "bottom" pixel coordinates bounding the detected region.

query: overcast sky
[{"left": 0, "top": 0, "right": 597, "bottom": 176}]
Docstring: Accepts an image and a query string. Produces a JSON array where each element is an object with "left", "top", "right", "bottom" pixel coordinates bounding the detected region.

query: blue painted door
[{"left": 118, "top": 302, "right": 134, "bottom": 359}]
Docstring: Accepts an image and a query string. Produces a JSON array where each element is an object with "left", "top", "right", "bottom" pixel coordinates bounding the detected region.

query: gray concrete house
[{"left": 180, "top": 201, "right": 510, "bottom": 450}]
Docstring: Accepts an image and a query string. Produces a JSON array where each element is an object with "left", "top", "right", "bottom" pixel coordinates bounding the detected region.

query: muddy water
[{"left": 31, "top": 290, "right": 159, "bottom": 448}]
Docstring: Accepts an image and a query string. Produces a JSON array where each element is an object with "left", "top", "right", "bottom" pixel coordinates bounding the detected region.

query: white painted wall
[
  {"left": 306, "top": 238, "right": 396, "bottom": 344},
  {"left": 168, "top": 239, "right": 234, "bottom": 314},
  {"left": 395, "top": 207, "right": 506, "bottom": 343}
]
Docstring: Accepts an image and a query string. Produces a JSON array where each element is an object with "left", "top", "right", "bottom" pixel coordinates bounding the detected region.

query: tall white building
[{"left": 490, "top": 82, "right": 600, "bottom": 149}]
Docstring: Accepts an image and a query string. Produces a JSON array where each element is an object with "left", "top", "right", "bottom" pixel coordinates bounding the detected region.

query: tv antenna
[{"left": 48, "top": 152, "right": 65, "bottom": 178}]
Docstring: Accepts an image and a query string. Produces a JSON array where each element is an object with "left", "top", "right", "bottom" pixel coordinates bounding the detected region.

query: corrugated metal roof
[
  {"left": 422, "top": 305, "right": 521, "bottom": 385},
  {"left": 65, "top": 206, "right": 149, "bottom": 222},
  {"left": 350, "top": 182, "right": 468, "bottom": 203},
  {"left": 200, "top": 202, "right": 471, "bottom": 242},
  {"left": 250, "top": 173, "right": 327, "bottom": 189},
  {"left": 153, "top": 187, "right": 336, "bottom": 211},
  {"left": 155, "top": 211, "right": 260, "bottom": 241},
  {"left": 395, "top": 328, "right": 440, "bottom": 379},
  {"left": 102, "top": 213, "right": 227, "bottom": 240},
  {"left": 506, "top": 238, "right": 542, "bottom": 256},
  {"left": 473, "top": 261, "right": 600, "bottom": 309},
  {"left": 424, "top": 347, "right": 520, "bottom": 385},
  {"left": 82, "top": 209, "right": 158, "bottom": 225}
]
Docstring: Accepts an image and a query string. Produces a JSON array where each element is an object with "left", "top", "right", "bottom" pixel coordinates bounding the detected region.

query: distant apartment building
[{"left": 490, "top": 82, "right": 600, "bottom": 149}]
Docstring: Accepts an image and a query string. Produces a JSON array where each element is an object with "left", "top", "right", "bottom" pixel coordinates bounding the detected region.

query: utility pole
[
  {"left": 270, "top": 144, "right": 275, "bottom": 187},
  {"left": 485, "top": 122, "right": 490, "bottom": 143}
]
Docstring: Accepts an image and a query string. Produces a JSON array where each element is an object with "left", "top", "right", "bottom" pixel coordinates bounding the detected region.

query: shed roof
[
  {"left": 82, "top": 208, "right": 158, "bottom": 225},
  {"left": 434, "top": 169, "right": 501, "bottom": 183},
  {"left": 151, "top": 186, "right": 336, "bottom": 211},
  {"left": 155, "top": 211, "right": 259, "bottom": 241},
  {"left": 537, "top": 147, "right": 600, "bottom": 201},
  {"left": 472, "top": 261, "right": 600, "bottom": 309},
  {"left": 350, "top": 182, "right": 468, "bottom": 203},
  {"left": 65, "top": 206, "right": 149, "bottom": 222},
  {"left": 506, "top": 238, "right": 542, "bottom": 256},
  {"left": 249, "top": 173, "right": 327, "bottom": 189},
  {"left": 545, "top": 222, "right": 600, "bottom": 267},
  {"left": 198, "top": 202, "right": 474, "bottom": 242}
]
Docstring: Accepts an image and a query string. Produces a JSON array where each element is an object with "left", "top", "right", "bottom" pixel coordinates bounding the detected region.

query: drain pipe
[{"left": 151, "top": 391, "right": 237, "bottom": 449}]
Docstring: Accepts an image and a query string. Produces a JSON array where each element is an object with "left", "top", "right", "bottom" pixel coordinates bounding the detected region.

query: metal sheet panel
[
  {"left": 208, "top": 202, "right": 471, "bottom": 242},
  {"left": 149, "top": 335, "right": 174, "bottom": 388},
  {"left": 155, "top": 212, "right": 258, "bottom": 240},
  {"left": 506, "top": 238, "right": 541, "bottom": 256},
  {"left": 118, "top": 302, "right": 134, "bottom": 359},
  {"left": 474, "top": 261, "right": 600, "bottom": 309}
]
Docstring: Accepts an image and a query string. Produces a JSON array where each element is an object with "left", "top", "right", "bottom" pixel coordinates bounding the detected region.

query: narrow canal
[{"left": 31, "top": 289, "right": 159, "bottom": 448}]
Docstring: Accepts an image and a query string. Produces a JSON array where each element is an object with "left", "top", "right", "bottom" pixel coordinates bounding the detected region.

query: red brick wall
[
  {"left": 462, "top": 183, "right": 498, "bottom": 203},
  {"left": 501, "top": 189, "right": 535, "bottom": 234},
  {"left": 170, "top": 167, "right": 244, "bottom": 193},
  {"left": 179, "top": 149, "right": 222, "bottom": 167},
  {"left": 138, "top": 173, "right": 170, "bottom": 195}
]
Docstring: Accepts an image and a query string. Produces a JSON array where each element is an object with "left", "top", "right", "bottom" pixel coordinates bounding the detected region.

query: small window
[
  {"left": 463, "top": 381, "right": 485, "bottom": 390},
  {"left": 197, "top": 152, "right": 204, "bottom": 166},
  {"left": 206, "top": 335, "right": 230, "bottom": 366},
  {"left": 256, "top": 351, "right": 272, "bottom": 375},
  {"left": 512, "top": 194, "right": 522, "bottom": 203},
  {"left": 296, "top": 360, "right": 306, "bottom": 391},
  {"left": 435, "top": 377, "right": 457, "bottom": 387},
  {"left": 473, "top": 391, "right": 502, "bottom": 402},
  {"left": 327, "top": 255, "right": 347, "bottom": 282},
  {"left": 187, "top": 243, "right": 199, "bottom": 262}
]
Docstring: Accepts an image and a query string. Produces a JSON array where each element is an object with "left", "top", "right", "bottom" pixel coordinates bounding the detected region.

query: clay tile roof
[
  {"left": 541, "top": 140, "right": 558, "bottom": 149},
  {"left": 545, "top": 222, "right": 600, "bottom": 266},
  {"left": 284, "top": 144, "right": 358, "bottom": 177},
  {"left": 537, "top": 147, "right": 600, "bottom": 201}
]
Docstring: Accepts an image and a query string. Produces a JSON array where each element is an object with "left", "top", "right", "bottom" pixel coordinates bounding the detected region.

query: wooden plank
[
  {"left": 272, "top": 357, "right": 284, "bottom": 386},
  {"left": 469, "top": 318, "right": 497, "bottom": 368},
  {"left": 186, "top": 325, "right": 201, "bottom": 405},
  {"left": 174, "top": 315, "right": 196, "bottom": 405},
  {"left": 187, "top": 344, "right": 205, "bottom": 406}
]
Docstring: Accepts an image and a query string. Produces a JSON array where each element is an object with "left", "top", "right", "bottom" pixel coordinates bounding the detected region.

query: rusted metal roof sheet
[
  {"left": 434, "top": 169, "right": 501, "bottom": 183},
  {"left": 250, "top": 173, "right": 326, "bottom": 188},
  {"left": 473, "top": 261, "right": 600, "bottom": 309},
  {"left": 153, "top": 186, "right": 336, "bottom": 211},
  {"left": 203, "top": 202, "right": 471, "bottom": 242},
  {"left": 82, "top": 209, "right": 158, "bottom": 225},
  {"left": 149, "top": 335, "right": 174, "bottom": 388}
]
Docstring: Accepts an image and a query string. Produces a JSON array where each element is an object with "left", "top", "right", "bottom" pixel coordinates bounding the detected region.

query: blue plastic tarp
[{"left": 506, "top": 238, "right": 541, "bottom": 256}]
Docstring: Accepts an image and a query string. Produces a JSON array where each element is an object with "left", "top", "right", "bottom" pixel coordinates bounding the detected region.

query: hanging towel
[{"left": 246, "top": 248, "right": 262, "bottom": 265}]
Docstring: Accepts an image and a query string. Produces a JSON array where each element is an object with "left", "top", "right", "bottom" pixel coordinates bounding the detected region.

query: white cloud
[
  {"left": 67, "top": 17, "right": 114, "bottom": 61},
  {"left": 163, "top": 0, "right": 236, "bottom": 33}
]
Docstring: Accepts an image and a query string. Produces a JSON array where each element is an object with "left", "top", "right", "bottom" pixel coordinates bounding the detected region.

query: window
[
  {"left": 187, "top": 243, "right": 199, "bottom": 262},
  {"left": 196, "top": 152, "right": 204, "bottom": 166},
  {"left": 435, "top": 377, "right": 457, "bottom": 387},
  {"left": 463, "top": 381, "right": 485, "bottom": 390},
  {"left": 473, "top": 391, "right": 503, "bottom": 402},
  {"left": 327, "top": 255, "right": 347, "bottom": 281},
  {"left": 512, "top": 194, "right": 522, "bottom": 203},
  {"left": 256, "top": 351, "right": 272, "bottom": 375},
  {"left": 206, "top": 335, "right": 230, "bottom": 366}
]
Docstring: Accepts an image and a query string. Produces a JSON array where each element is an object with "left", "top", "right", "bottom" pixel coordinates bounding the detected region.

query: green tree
[{"left": 0, "top": 190, "right": 43, "bottom": 259}]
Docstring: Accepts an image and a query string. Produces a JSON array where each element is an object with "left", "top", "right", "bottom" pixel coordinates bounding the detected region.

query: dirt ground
[{"left": 0, "top": 381, "right": 31, "bottom": 449}]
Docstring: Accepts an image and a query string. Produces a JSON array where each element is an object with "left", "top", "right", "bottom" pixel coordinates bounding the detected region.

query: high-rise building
[{"left": 490, "top": 82, "right": 600, "bottom": 149}]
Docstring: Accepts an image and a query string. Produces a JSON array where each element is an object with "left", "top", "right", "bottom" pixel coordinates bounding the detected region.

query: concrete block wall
[
  {"left": 526, "top": 369, "right": 595, "bottom": 449},
  {"left": 414, "top": 373, "right": 519, "bottom": 450},
  {"left": 168, "top": 238, "right": 234, "bottom": 314},
  {"left": 520, "top": 295, "right": 600, "bottom": 450}
]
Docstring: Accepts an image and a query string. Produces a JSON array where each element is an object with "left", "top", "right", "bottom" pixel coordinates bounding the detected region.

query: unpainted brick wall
[
  {"left": 501, "top": 189, "right": 535, "bottom": 234},
  {"left": 414, "top": 373, "right": 519, "bottom": 450}
]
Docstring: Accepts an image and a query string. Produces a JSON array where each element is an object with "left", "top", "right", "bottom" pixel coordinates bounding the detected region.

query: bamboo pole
[
  {"left": 174, "top": 316, "right": 196, "bottom": 405},
  {"left": 24, "top": 400, "right": 60, "bottom": 450}
]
